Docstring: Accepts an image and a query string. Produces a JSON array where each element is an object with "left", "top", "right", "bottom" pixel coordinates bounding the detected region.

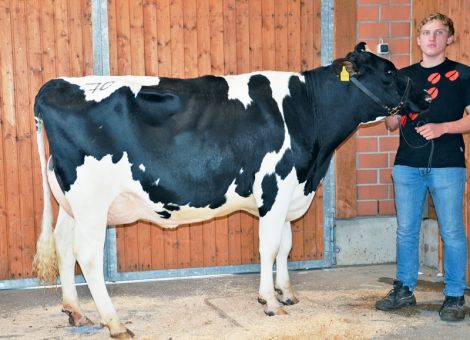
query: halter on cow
[{"left": 33, "top": 43, "right": 431, "bottom": 338}]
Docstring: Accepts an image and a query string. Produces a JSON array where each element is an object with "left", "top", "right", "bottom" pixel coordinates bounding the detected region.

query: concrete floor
[{"left": 1, "top": 264, "right": 469, "bottom": 339}]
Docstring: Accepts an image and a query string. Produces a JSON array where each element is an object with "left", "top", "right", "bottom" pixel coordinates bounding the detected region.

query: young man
[{"left": 376, "top": 13, "right": 470, "bottom": 321}]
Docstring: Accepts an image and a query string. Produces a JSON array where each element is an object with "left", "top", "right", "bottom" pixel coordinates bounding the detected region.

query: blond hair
[{"left": 417, "top": 12, "right": 455, "bottom": 36}]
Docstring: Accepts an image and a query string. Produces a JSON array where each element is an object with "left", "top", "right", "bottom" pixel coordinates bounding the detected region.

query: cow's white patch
[
  {"left": 61, "top": 75, "right": 160, "bottom": 102},
  {"left": 139, "top": 164, "right": 146, "bottom": 172},
  {"left": 224, "top": 74, "right": 253, "bottom": 109},
  {"left": 154, "top": 179, "right": 160, "bottom": 186}
]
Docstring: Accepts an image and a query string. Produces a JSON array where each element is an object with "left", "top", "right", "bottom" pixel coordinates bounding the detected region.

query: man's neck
[{"left": 420, "top": 54, "right": 446, "bottom": 68}]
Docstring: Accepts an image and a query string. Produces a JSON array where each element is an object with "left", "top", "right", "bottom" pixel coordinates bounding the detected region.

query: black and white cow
[{"left": 33, "top": 43, "right": 430, "bottom": 338}]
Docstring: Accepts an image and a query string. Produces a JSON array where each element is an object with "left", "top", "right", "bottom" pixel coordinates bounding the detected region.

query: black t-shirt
[{"left": 395, "top": 58, "right": 470, "bottom": 168}]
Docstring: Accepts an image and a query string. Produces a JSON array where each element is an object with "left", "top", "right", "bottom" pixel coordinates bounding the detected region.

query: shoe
[
  {"left": 376, "top": 280, "right": 416, "bottom": 311},
  {"left": 439, "top": 295, "right": 465, "bottom": 321}
]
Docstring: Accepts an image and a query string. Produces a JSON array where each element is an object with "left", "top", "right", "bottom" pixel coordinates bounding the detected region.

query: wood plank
[
  {"left": 81, "top": 0, "right": 94, "bottom": 75},
  {"left": 215, "top": 216, "right": 229, "bottom": 266},
  {"left": 0, "top": 0, "right": 16, "bottom": 279},
  {"left": 236, "top": 0, "right": 250, "bottom": 74},
  {"left": 107, "top": 0, "right": 118, "bottom": 75},
  {"left": 312, "top": 0, "right": 321, "bottom": 68},
  {"left": 334, "top": 0, "right": 357, "bottom": 219},
  {"left": 290, "top": 219, "right": 304, "bottom": 261},
  {"left": 156, "top": 0, "right": 172, "bottom": 77},
  {"left": 240, "top": 212, "right": 255, "bottom": 264},
  {"left": 23, "top": 0, "right": 43, "bottom": 277},
  {"left": 248, "top": 0, "right": 262, "bottom": 72},
  {"left": 300, "top": 0, "right": 314, "bottom": 71},
  {"left": 274, "top": 0, "right": 288, "bottom": 71},
  {"left": 303, "top": 197, "right": 317, "bottom": 259},
  {"left": 209, "top": 0, "right": 224, "bottom": 75},
  {"left": 262, "top": 0, "right": 275, "bottom": 70},
  {"left": 223, "top": 0, "right": 237, "bottom": 75},
  {"left": 67, "top": 0, "right": 84, "bottom": 76},
  {"left": 53, "top": 0, "right": 71, "bottom": 76},
  {"left": 143, "top": 0, "right": 158, "bottom": 76},
  {"left": 26, "top": 0, "right": 44, "bottom": 258},
  {"left": 287, "top": 0, "right": 301, "bottom": 71},
  {"left": 7, "top": 0, "right": 30, "bottom": 279},
  {"left": 228, "top": 212, "right": 241, "bottom": 265}
]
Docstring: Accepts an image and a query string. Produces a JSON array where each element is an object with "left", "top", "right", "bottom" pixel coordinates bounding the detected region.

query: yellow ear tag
[{"left": 340, "top": 66, "right": 350, "bottom": 81}]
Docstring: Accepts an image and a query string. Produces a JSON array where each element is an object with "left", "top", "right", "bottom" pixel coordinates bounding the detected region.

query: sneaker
[
  {"left": 376, "top": 280, "right": 416, "bottom": 311},
  {"left": 439, "top": 295, "right": 465, "bottom": 321}
]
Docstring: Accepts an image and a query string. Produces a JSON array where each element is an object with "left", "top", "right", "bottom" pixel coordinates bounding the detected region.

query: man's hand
[{"left": 415, "top": 123, "right": 448, "bottom": 140}]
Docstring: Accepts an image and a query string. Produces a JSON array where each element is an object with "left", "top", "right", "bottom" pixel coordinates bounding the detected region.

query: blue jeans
[{"left": 392, "top": 165, "right": 467, "bottom": 297}]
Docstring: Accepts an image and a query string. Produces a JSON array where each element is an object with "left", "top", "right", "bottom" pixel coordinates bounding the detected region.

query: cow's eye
[{"left": 386, "top": 70, "right": 394, "bottom": 76}]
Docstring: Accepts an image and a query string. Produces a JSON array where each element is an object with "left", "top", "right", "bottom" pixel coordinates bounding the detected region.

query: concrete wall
[{"left": 335, "top": 217, "right": 439, "bottom": 271}]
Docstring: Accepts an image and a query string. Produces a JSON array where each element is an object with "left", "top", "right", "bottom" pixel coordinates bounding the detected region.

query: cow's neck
[{"left": 301, "top": 67, "right": 369, "bottom": 194}]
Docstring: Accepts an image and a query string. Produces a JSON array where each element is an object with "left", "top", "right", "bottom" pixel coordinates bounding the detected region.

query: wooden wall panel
[
  {"left": 334, "top": 0, "right": 357, "bottom": 219},
  {"left": 109, "top": 0, "right": 324, "bottom": 273},
  {"left": 412, "top": 0, "right": 470, "bottom": 284},
  {"left": 0, "top": 0, "right": 93, "bottom": 280}
]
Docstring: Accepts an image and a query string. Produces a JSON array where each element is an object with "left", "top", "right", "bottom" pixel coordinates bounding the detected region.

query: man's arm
[{"left": 415, "top": 105, "right": 470, "bottom": 140}]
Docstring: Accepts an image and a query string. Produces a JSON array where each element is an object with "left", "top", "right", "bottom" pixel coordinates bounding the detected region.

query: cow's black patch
[
  {"left": 275, "top": 150, "right": 294, "bottom": 180},
  {"left": 258, "top": 174, "right": 278, "bottom": 217},
  {"left": 163, "top": 203, "right": 180, "bottom": 211},
  {"left": 157, "top": 211, "right": 171, "bottom": 219}
]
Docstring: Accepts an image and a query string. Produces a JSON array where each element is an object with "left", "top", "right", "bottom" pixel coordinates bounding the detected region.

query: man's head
[{"left": 416, "top": 12, "right": 454, "bottom": 59}]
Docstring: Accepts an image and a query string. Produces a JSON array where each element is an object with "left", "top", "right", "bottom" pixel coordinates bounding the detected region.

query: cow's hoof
[
  {"left": 280, "top": 296, "right": 300, "bottom": 306},
  {"left": 110, "top": 328, "right": 135, "bottom": 339},
  {"left": 62, "top": 308, "right": 94, "bottom": 327},
  {"left": 264, "top": 307, "right": 288, "bottom": 316}
]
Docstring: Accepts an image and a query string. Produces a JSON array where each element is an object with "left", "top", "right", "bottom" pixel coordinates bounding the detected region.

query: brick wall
[{"left": 355, "top": 0, "right": 412, "bottom": 215}]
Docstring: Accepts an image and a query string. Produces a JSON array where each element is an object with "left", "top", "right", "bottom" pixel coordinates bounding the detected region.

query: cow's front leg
[
  {"left": 54, "top": 208, "right": 93, "bottom": 327},
  {"left": 274, "top": 221, "right": 299, "bottom": 305},
  {"left": 258, "top": 216, "right": 286, "bottom": 316}
]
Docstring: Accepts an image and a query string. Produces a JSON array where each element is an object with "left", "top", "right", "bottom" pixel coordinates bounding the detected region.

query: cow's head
[{"left": 333, "top": 42, "right": 431, "bottom": 123}]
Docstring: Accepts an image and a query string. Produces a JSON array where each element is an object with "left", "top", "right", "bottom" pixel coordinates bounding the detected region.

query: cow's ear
[
  {"left": 354, "top": 42, "right": 368, "bottom": 52},
  {"left": 332, "top": 59, "right": 357, "bottom": 79}
]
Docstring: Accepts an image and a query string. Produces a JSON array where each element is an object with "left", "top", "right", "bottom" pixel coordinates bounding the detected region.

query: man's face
[{"left": 417, "top": 19, "right": 453, "bottom": 58}]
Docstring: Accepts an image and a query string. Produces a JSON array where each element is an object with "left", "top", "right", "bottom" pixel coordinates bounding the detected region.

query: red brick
[
  {"left": 358, "top": 153, "right": 388, "bottom": 168},
  {"left": 357, "top": 169, "right": 378, "bottom": 184},
  {"left": 357, "top": 6, "right": 379, "bottom": 21},
  {"left": 357, "top": 122, "right": 388, "bottom": 136},
  {"left": 379, "top": 199, "right": 396, "bottom": 215},
  {"left": 358, "top": 184, "right": 388, "bottom": 200},
  {"left": 391, "top": 22, "right": 411, "bottom": 37},
  {"left": 381, "top": 6, "right": 410, "bottom": 21},
  {"left": 379, "top": 168, "right": 393, "bottom": 184},
  {"left": 387, "top": 38, "right": 411, "bottom": 54},
  {"left": 379, "top": 136, "right": 399, "bottom": 151},
  {"left": 357, "top": 200, "right": 378, "bottom": 216},
  {"left": 390, "top": 55, "right": 411, "bottom": 69},
  {"left": 358, "top": 22, "right": 389, "bottom": 39},
  {"left": 356, "top": 137, "right": 378, "bottom": 152},
  {"left": 389, "top": 152, "right": 396, "bottom": 166},
  {"left": 390, "top": 0, "right": 411, "bottom": 3}
]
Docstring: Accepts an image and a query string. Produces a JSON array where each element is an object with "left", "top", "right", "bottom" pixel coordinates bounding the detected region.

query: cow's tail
[{"left": 32, "top": 112, "right": 59, "bottom": 283}]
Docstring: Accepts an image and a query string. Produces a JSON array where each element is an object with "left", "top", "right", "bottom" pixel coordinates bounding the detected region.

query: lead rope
[{"left": 398, "top": 119, "right": 434, "bottom": 173}]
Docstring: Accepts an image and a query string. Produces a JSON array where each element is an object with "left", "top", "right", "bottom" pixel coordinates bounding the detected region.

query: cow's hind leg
[
  {"left": 274, "top": 221, "right": 298, "bottom": 305},
  {"left": 73, "top": 212, "right": 134, "bottom": 339},
  {"left": 54, "top": 208, "right": 93, "bottom": 326},
  {"left": 258, "top": 216, "right": 287, "bottom": 316}
]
